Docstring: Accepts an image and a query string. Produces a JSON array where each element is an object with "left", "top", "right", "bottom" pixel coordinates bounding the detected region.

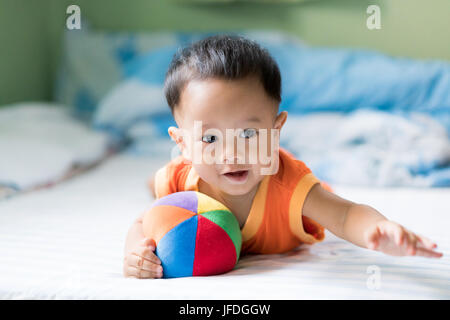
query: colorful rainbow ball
[{"left": 142, "top": 191, "right": 242, "bottom": 278}]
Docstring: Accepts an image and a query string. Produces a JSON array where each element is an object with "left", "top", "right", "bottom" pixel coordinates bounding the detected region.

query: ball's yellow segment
[{"left": 196, "top": 191, "right": 230, "bottom": 214}]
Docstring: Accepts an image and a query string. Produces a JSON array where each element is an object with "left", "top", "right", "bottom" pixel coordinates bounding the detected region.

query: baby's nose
[{"left": 222, "top": 140, "right": 245, "bottom": 164}]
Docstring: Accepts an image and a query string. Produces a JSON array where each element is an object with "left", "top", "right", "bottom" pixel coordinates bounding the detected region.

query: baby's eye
[
  {"left": 202, "top": 134, "right": 218, "bottom": 143},
  {"left": 239, "top": 128, "right": 257, "bottom": 139}
]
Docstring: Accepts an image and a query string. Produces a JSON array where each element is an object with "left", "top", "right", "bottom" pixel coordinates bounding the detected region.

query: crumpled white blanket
[
  {"left": 0, "top": 103, "right": 111, "bottom": 196},
  {"left": 281, "top": 110, "right": 450, "bottom": 187}
]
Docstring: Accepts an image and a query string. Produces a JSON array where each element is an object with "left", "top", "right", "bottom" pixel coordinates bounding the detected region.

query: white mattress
[{"left": 0, "top": 153, "right": 449, "bottom": 299}]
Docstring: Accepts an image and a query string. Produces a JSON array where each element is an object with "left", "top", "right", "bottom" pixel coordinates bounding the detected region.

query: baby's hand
[
  {"left": 123, "top": 238, "right": 163, "bottom": 278},
  {"left": 364, "top": 220, "right": 443, "bottom": 258}
]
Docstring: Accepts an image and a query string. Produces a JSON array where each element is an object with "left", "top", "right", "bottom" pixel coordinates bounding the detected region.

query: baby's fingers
[
  {"left": 405, "top": 232, "right": 418, "bottom": 255},
  {"left": 365, "top": 225, "right": 381, "bottom": 250},
  {"left": 141, "top": 238, "right": 156, "bottom": 249},
  {"left": 414, "top": 247, "right": 443, "bottom": 259},
  {"left": 416, "top": 235, "right": 438, "bottom": 250},
  {"left": 126, "top": 265, "right": 163, "bottom": 279},
  {"left": 127, "top": 254, "right": 163, "bottom": 278},
  {"left": 134, "top": 240, "right": 162, "bottom": 265},
  {"left": 130, "top": 254, "right": 162, "bottom": 271}
]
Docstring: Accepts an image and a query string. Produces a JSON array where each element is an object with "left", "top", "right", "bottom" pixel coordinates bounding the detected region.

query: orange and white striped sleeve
[
  {"left": 150, "top": 156, "right": 200, "bottom": 199},
  {"left": 287, "top": 160, "right": 326, "bottom": 245}
]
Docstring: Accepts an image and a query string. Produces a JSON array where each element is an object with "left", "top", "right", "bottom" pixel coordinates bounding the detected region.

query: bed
[
  {"left": 1, "top": 152, "right": 449, "bottom": 300},
  {"left": 1, "top": 29, "right": 449, "bottom": 300}
]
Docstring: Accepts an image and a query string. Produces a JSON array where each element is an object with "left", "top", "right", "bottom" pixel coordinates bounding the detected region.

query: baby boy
[{"left": 123, "top": 35, "right": 442, "bottom": 279}]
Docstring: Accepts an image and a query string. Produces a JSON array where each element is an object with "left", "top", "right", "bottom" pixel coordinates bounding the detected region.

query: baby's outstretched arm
[{"left": 303, "top": 184, "right": 443, "bottom": 258}]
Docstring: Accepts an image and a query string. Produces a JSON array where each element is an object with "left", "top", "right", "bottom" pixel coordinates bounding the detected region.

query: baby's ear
[
  {"left": 274, "top": 111, "right": 288, "bottom": 130},
  {"left": 168, "top": 126, "right": 185, "bottom": 146},
  {"left": 168, "top": 126, "right": 179, "bottom": 142},
  {"left": 168, "top": 126, "right": 191, "bottom": 160}
]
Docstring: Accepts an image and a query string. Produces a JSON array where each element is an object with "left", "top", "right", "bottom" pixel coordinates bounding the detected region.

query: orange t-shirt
[{"left": 151, "top": 148, "right": 330, "bottom": 255}]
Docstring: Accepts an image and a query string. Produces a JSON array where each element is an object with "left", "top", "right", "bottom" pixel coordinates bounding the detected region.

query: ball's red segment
[{"left": 192, "top": 215, "right": 237, "bottom": 276}]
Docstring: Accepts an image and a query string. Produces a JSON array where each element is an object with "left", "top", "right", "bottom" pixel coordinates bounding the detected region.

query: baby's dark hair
[{"left": 164, "top": 34, "right": 282, "bottom": 114}]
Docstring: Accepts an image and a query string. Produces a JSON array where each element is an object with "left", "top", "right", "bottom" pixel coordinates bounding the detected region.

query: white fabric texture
[
  {"left": 0, "top": 153, "right": 449, "bottom": 299},
  {"left": 281, "top": 110, "right": 450, "bottom": 187},
  {"left": 0, "top": 103, "right": 110, "bottom": 192}
]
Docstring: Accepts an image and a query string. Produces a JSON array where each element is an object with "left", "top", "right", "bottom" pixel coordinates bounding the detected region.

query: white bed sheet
[{"left": 0, "top": 153, "right": 449, "bottom": 300}]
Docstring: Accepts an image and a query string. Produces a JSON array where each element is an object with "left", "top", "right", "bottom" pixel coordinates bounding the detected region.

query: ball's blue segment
[{"left": 156, "top": 215, "right": 198, "bottom": 278}]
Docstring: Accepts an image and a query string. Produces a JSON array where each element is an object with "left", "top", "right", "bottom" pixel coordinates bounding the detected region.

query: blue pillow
[{"left": 54, "top": 27, "right": 181, "bottom": 120}]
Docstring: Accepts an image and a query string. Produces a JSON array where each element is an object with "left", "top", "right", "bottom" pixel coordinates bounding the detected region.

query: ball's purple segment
[{"left": 151, "top": 190, "right": 198, "bottom": 213}]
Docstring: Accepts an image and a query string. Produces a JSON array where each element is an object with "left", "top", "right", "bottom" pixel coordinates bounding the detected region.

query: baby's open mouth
[{"left": 223, "top": 170, "right": 249, "bottom": 183}]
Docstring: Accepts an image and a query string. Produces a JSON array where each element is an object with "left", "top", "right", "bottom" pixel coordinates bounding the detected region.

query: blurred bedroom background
[
  {"left": 1, "top": 0, "right": 449, "bottom": 198},
  {"left": 1, "top": 0, "right": 450, "bottom": 301}
]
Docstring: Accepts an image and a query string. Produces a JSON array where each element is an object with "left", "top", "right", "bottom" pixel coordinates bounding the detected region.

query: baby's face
[{"left": 171, "top": 76, "right": 286, "bottom": 196}]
